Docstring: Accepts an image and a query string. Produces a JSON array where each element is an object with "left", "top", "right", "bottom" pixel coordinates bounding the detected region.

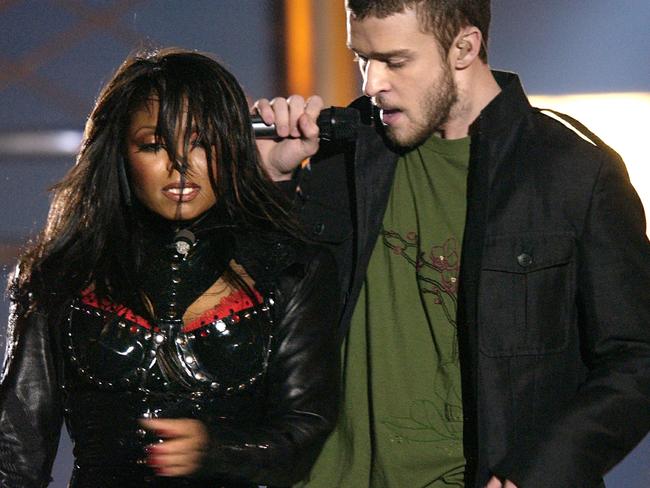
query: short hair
[{"left": 346, "top": 0, "right": 491, "bottom": 62}]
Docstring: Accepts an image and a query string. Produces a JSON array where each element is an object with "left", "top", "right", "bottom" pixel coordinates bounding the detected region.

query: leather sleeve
[
  {"left": 0, "top": 302, "right": 64, "bottom": 488},
  {"left": 198, "top": 246, "right": 341, "bottom": 486},
  {"left": 507, "top": 148, "right": 650, "bottom": 487}
]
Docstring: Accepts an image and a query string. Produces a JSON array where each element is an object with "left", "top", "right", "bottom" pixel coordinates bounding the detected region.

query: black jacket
[
  {"left": 289, "top": 71, "right": 650, "bottom": 487},
  {"left": 0, "top": 230, "right": 340, "bottom": 488}
]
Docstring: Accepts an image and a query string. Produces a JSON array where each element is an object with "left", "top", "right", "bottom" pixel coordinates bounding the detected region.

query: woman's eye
[{"left": 138, "top": 142, "right": 165, "bottom": 153}]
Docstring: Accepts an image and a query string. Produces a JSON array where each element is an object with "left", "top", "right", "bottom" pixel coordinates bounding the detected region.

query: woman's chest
[{"left": 64, "top": 283, "right": 276, "bottom": 396}]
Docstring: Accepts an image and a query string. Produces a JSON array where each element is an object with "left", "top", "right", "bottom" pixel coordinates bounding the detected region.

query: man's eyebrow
[{"left": 348, "top": 47, "right": 413, "bottom": 61}]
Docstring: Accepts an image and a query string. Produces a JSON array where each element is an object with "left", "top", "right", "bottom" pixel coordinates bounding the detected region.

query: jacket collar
[{"left": 471, "top": 71, "right": 531, "bottom": 138}]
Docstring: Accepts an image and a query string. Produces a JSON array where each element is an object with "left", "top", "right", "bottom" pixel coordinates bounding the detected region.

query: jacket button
[
  {"left": 312, "top": 223, "right": 325, "bottom": 235},
  {"left": 517, "top": 253, "right": 533, "bottom": 267}
]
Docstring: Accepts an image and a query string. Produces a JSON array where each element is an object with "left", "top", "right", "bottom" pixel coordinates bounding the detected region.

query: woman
[{"left": 0, "top": 48, "right": 339, "bottom": 487}]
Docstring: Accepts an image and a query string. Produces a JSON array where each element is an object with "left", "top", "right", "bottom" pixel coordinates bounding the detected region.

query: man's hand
[
  {"left": 140, "top": 418, "right": 209, "bottom": 477},
  {"left": 252, "top": 95, "right": 324, "bottom": 181},
  {"left": 486, "top": 475, "right": 518, "bottom": 488}
]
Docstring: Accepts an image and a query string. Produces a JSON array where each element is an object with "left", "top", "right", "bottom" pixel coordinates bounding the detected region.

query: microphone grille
[{"left": 317, "top": 107, "right": 361, "bottom": 142}]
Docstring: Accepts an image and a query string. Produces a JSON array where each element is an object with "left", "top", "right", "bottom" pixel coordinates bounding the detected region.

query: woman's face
[{"left": 126, "top": 99, "right": 217, "bottom": 221}]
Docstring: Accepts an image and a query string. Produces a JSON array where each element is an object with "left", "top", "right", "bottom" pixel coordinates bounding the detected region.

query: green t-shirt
[{"left": 299, "top": 135, "right": 470, "bottom": 488}]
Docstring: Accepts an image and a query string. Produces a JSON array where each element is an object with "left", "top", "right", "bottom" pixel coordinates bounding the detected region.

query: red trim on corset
[
  {"left": 80, "top": 289, "right": 151, "bottom": 329},
  {"left": 184, "top": 289, "right": 263, "bottom": 332},
  {"left": 79, "top": 287, "right": 262, "bottom": 333}
]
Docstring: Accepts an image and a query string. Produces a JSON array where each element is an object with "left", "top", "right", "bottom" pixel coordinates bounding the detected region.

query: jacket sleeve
[
  {"left": 0, "top": 299, "right": 64, "bottom": 488},
  {"left": 197, "top": 247, "right": 341, "bottom": 486},
  {"left": 508, "top": 150, "right": 650, "bottom": 487}
]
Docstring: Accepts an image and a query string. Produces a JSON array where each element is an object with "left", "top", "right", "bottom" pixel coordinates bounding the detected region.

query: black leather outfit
[{"left": 0, "top": 211, "right": 340, "bottom": 488}]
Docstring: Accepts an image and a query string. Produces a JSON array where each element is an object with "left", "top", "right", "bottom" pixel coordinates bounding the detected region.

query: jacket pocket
[{"left": 478, "top": 233, "right": 576, "bottom": 356}]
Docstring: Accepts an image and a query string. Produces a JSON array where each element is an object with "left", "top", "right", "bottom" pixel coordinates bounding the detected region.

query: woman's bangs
[{"left": 154, "top": 88, "right": 184, "bottom": 158}]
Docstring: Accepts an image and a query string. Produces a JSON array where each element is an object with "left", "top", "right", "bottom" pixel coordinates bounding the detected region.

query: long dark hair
[{"left": 15, "top": 48, "right": 296, "bottom": 315}]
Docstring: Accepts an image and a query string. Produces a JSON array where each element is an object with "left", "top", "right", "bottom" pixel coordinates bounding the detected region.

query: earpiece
[{"left": 457, "top": 39, "right": 471, "bottom": 58}]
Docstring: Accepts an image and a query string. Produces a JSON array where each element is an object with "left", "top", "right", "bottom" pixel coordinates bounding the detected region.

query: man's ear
[{"left": 453, "top": 27, "right": 482, "bottom": 69}]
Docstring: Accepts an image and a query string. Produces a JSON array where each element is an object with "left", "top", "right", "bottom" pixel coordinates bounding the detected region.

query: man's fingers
[
  {"left": 269, "top": 97, "right": 291, "bottom": 137},
  {"left": 252, "top": 94, "right": 324, "bottom": 180},
  {"left": 287, "top": 95, "right": 306, "bottom": 138},
  {"left": 252, "top": 97, "right": 274, "bottom": 125},
  {"left": 297, "top": 113, "right": 320, "bottom": 143},
  {"left": 298, "top": 95, "right": 325, "bottom": 140},
  {"left": 255, "top": 95, "right": 320, "bottom": 139},
  {"left": 304, "top": 95, "right": 324, "bottom": 120}
]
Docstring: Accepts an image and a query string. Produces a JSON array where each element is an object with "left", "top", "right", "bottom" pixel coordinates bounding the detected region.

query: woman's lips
[{"left": 162, "top": 183, "right": 200, "bottom": 202}]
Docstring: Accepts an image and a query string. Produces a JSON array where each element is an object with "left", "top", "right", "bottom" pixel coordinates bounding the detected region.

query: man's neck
[{"left": 440, "top": 65, "right": 501, "bottom": 139}]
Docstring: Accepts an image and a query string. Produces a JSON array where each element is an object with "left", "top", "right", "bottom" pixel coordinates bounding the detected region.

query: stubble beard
[{"left": 385, "top": 65, "right": 458, "bottom": 149}]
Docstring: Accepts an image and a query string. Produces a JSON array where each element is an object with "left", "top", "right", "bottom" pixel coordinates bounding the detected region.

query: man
[{"left": 254, "top": 1, "right": 650, "bottom": 487}]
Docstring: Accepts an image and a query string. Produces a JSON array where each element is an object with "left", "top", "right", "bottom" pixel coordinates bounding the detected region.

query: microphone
[{"left": 251, "top": 106, "right": 360, "bottom": 142}]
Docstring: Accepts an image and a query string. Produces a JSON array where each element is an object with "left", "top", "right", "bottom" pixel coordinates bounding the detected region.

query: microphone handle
[{"left": 251, "top": 106, "right": 360, "bottom": 142}]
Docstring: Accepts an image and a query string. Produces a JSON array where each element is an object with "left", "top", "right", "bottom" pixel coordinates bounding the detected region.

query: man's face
[{"left": 347, "top": 8, "right": 458, "bottom": 147}]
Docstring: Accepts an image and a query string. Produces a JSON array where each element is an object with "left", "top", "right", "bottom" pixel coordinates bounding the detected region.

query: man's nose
[{"left": 362, "top": 60, "right": 389, "bottom": 98}]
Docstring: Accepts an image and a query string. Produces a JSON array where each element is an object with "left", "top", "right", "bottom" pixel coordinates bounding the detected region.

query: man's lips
[
  {"left": 162, "top": 183, "right": 200, "bottom": 202},
  {"left": 379, "top": 107, "right": 402, "bottom": 125}
]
